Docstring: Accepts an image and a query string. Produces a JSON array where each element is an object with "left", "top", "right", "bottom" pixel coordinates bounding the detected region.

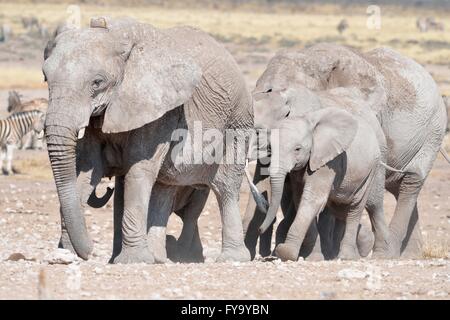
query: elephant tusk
[
  {"left": 440, "top": 147, "right": 450, "bottom": 164},
  {"left": 77, "top": 127, "right": 86, "bottom": 140},
  {"left": 245, "top": 160, "right": 269, "bottom": 213}
]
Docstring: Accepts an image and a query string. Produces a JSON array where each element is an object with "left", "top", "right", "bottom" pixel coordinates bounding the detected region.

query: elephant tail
[{"left": 440, "top": 147, "right": 450, "bottom": 164}]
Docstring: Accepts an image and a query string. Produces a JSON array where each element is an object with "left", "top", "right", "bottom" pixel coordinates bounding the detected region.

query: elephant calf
[{"left": 259, "top": 107, "right": 392, "bottom": 261}]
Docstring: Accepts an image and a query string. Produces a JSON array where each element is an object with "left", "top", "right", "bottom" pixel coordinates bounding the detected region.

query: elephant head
[
  {"left": 42, "top": 17, "right": 202, "bottom": 259},
  {"left": 253, "top": 44, "right": 387, "bottom": 123},
  {"left": 259, "top": 107, "right": 358, "bottom": 233}
]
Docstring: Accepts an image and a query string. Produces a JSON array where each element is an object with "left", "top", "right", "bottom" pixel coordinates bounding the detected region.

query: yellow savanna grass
[{"left": 1, "top": 2, "right": 450, "bottom": 88}]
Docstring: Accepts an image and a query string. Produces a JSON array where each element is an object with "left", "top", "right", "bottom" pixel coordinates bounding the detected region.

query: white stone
[
  {"left": 44, "top": 249, "right": 79, "bottom": 265},
  {"left": 337, "top": 268, "right": 367, "bottom": 279}
]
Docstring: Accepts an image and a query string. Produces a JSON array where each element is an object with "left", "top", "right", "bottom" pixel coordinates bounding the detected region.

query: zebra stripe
[{"left": 0, "top": 110, "right": 44, "bottom": 146}]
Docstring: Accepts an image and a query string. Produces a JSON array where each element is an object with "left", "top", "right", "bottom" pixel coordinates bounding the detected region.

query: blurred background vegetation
[{"left": 0, "top": 0, "right": 449, "bottom": 91}]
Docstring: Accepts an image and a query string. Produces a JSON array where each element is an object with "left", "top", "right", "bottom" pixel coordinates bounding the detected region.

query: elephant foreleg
[
  {"left": 212, "top": 167, "right": 251, "bottom": 262},
  {"left": 275, "top": 168, "right": 335, "bottom": 262},
  {"left": 113, "top": 163, "right": 160, "bottom": 264}
]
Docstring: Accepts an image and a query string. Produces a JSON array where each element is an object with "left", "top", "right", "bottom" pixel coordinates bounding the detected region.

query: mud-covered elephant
[
  {"left": 43, "top": 17, "right": 253, "bottom": 263},
  {"left": 244, "top": 43, "right": 447, "bottom": 259}
]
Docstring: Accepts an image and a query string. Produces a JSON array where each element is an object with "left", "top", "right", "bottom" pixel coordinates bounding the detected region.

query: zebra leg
[
  {"left": 5, "top": 144, "right": 15, "bottom": 175},
  {"left": 0, "top": 147, "right": 5, "bottom": 174},
  {"left": 20, "top": 132, "right": 33, "bottom": 150}
]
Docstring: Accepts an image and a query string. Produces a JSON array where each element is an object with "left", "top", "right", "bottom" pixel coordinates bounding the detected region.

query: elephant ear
[
  {"left": 102, "top": 35, "right": 202, "bottom": 133},
  {"left": 307, "top": 107, "right": 358, "bottom": 171}
]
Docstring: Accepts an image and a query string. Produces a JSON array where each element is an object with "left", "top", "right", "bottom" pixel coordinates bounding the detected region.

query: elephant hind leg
[
  {"left": 317, "top": 208, "right": 336, "bottom": 260},
  {"left": 387, "top": 178, "right": 423, "bottom": 259},
  {"left": 338, "top": 203, "right": 365, "bottom": 261},
  {"left": 399, "top": 204, "right": 422, "bottom": 259},
  {"left": 147, "top": 183, "right": 177, "bottom": 264},
  {"left": 110, "top": 176, "right": 125, "bottom": 263},
  {"left": 174, "top": 188, "right": 209, "bottom": 263}
]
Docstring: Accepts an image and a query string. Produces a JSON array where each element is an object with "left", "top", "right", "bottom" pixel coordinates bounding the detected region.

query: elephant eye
[
  {"left": 91, "top": 75, "right": 107, "bottom": 91},
  {"left": 265, "top": 88, "right": 272, "bottom": 93},
  {"left": 92, "top": 78, "right": 103, "bottom": 89},
  {"left": 295, "top": 146, "right": 301, "bottom": 152}
]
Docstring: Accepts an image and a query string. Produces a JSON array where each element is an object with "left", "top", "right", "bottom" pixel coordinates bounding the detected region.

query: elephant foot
[
  {"left": 356, "top": 227, "right": 375, "bottom": 258},
  {"left": 216, "top": 245, "right": 250, "bottom": 262},
  {"left": 275, "top": 243, "right": 300, "bottom": 262},
  {"left": 176, "top": 247, "right": 205, "bottom": 263},
  {"left": 177, "top": 242, "right": 204, "bottom": 264},
  {"left": 244, "top": 239, "right": 257, "bottom": 261},
  {"left": 148, "top": 227, "right": 168, "bottom": 263},
  {"left": 371, "top": 249, "right": 394, "bottom": 260},
  {"left": 305, "top": 252, "right": 324, "bottom": 261},
  {"left": 337, "top": 244, "right": 360, "bottom": 261},
  {"left": 389, "top": 239, "right": 403, "bottom": 259},
  {"left": 112, "top": 245, "right": 154, "bottom": 264},
  {"left": 400, "top": 238, "right": 423, "bottom": 260},
  {"left": 371, "top": 239, "right": 396, "bottom": 260},
  {"left": 166, "top": 235, "right": 178, "bottom": 262}
]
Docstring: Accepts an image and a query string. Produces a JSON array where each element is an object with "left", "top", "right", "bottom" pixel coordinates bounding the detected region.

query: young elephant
[{"left": 260, "top": 107, "right": 390, "bottom": 261}]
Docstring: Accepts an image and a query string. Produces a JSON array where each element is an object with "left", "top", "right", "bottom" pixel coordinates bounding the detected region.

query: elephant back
[
  {"left": 164, "top": 26, "right": 253, "bottom": 130},
  {"left": 366, "top": 47, "right": 441, "bottom": 116}
]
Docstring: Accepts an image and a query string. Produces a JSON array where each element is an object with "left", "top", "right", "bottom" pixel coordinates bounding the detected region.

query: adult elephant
[
  {"left": 43, "top": 17, "right": 253, "bottom": 263},
  {"left": 244, "top": 43, "right": 447, "bottom": 259}
]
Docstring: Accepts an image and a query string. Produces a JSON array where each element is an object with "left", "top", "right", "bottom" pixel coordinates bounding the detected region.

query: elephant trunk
[
  {"left": 259, "top": 169, "right": 287, "bottom": 234},
  {"left": 45, "top": 115, "right": 93, "bottom": 260},
  {"left": 87, "top": 186, "right": 114, "bottom": 208}
]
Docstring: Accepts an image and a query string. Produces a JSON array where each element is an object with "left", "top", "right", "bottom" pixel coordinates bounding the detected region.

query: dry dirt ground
[
  {"left": 0, "top": 151, "right": 448, "bottom": 300},
  {"left": 0, "top": 34, "right": 449, "bottom": 301}
]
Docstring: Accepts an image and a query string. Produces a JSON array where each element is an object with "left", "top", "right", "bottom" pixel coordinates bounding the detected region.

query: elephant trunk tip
[{"left": 259, "top": 218, "right": 274, "bottom": 235}]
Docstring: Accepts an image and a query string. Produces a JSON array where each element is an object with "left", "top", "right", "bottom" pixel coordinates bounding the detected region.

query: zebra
[
  {"left": 6, "top": 91, "right": 48, "bottom": 150},
  {"left": 0, "top": 110, "right": 45, "bottom": 175}
]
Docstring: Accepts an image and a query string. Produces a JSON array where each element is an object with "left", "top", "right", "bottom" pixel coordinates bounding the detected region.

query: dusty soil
[
  {"left": 0, "top": 34, "right": 449, "bottom": 300},
  {"left": 0, "top": 149, "right": 448, "bottom": 300}
]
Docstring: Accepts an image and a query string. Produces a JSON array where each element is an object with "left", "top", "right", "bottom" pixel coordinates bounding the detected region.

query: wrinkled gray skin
[
  {"left": 260, "top": 107, "right": 392, "bottom": 261},
  {"left": 44, "top": 17, "right": 253, "bottom": 263},
  {"left": 155, "top": 186, "right": 209, "bottom": 263},
  {"left": 110, "top": 182, "right": 209, "bottom": 263},
  {"left": 244, "top": 43, "right": 447, "bottom": 259},
  {"left": 443, "top": 95, "right": 449, "bottom": 132}
]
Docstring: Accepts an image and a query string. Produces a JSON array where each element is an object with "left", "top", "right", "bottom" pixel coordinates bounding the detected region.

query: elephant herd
[{"left": 42, "top": 17, "right": 448, "bottom": 264}]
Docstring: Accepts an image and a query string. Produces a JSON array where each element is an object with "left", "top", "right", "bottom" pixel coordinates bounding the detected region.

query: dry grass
[
  {"left": 423, "top": 241, "right": 449, "bottom": 259},
  {"left": 13, "top": 153, "right": 53, "bottom": 180},
  {"left": 1, "top": 67, "right": 47, "bottom": 89},
  {"left": 1, "top": 2, "right": 450, "bottom": 89}
]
